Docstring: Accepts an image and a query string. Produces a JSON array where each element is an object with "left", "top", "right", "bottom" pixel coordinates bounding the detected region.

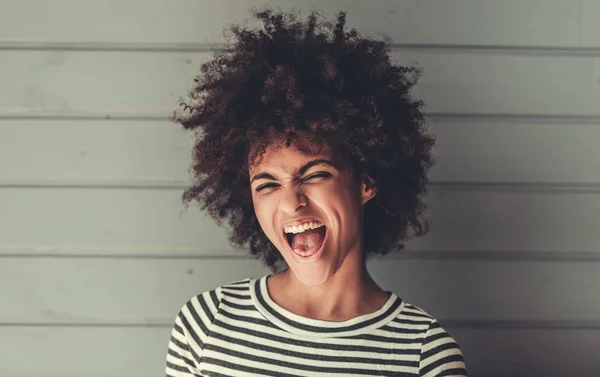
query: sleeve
[
  {"left": 165, "top": 289, "right": 222, "bottom": 377},
  {"left": 419, "top": 320, "right": 467, "bottom": 377},
  {"left": 165, "top": 312, "right": 202, "bottom": 377}
]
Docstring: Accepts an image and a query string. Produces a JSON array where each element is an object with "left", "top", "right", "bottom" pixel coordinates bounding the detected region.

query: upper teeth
[{"left": 284, "top": 221, "right": 324, "bottom": 234}]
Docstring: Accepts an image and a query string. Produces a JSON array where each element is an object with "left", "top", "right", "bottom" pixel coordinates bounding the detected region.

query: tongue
[{"left": 290, "top": 227, "right": 326, "bottom": 254}]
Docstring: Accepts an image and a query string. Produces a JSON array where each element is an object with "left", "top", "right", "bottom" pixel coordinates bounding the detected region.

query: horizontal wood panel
[
  {"left": 0, "top": 120, "right": 194, "bottom": 182},
  {"left": 0, "top": 50, "right": 598, "bottom": 116},
  {"left": 1, "top": 258, "right": 599, "bottom": 323},
  {"left": 452, "top": 328, "right": 600, "bottom": 377},
  {"left": 430, "top": 118, "right": 600, "bottom": 184},
  {"left": 410, "top": 188, "right": 600, "bottom": 253},
  {"left": 0, "top": 188, "right": 232, "bottom": 250},
  {"left": 594, "top": 59, "right": 600, "bottom": 103},
  {"left": 1, "top": 188, "right": 600, "bottom": 253},
  {"left": 0, "top": 50, "right": 199, "bottom": 114},
  {"left": 1, "top": 326, "right": 599, "bottom": 377},
  {"left": 0, "top": 0, "right": 593, "bottom": 48},
  {"left": 583, "top": 1, "right": 600, "bottom": 48},
  {"left": 397, "top": 50, "right": 596, "bottom": 116},
  {"left": 0, "top": 327, "right": 170, "bottom": 377},
  {"left": 3, "top": 118, "right": 600, "bottom": 184}
]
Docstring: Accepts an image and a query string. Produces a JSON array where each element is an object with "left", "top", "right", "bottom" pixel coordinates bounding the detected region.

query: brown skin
[{"left": 249, "top": 138, "right": 390, "bottom": 321}]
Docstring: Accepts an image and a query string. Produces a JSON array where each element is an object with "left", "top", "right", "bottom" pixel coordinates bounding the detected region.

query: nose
[{"left": 278, "top": 185, "right": 308, "bottom": 214}]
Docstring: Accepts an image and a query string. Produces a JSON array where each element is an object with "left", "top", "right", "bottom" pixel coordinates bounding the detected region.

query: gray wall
[{"left": 1, "top": 1, "right": 600, "bottom": 376}]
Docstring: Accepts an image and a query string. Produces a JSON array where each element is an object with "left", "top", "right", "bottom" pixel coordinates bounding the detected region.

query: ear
[{"left": 360, "top": 172, "right": 378, "bottom": 205}]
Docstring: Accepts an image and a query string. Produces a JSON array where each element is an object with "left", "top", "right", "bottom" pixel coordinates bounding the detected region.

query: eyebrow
[{"left": 250, "top": 159, "right": 338, "bottom": 185}]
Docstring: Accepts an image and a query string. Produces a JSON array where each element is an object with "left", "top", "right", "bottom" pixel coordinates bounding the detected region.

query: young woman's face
[{"left": 249, "top": 140, "right": 377, "bottom": 285}]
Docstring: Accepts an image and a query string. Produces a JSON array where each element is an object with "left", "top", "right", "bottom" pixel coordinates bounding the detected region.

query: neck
[{"left": 271, "top": 260, "right": 388, "bottom": 322}]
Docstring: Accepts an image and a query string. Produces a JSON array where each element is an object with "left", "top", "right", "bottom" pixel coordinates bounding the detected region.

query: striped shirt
[{"left": 166, "top": 275, "right": 467, "bottom": 376}]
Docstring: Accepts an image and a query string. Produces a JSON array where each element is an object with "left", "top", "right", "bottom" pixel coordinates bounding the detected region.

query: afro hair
[{"left": 172, "top": 7, "right": 436, "bottom": 272}]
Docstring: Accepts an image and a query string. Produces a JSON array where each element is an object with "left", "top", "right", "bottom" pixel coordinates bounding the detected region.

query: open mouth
[{"left": 284, "top": 225, "right": 327, "bottom": 257}]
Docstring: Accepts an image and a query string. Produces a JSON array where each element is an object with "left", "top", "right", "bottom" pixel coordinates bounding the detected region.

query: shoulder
[
  {"left": 394, "top": 300, "right": 441, "bottom": 333},
  {"left": 177, "top": 277, "right": 254, "bottom": 320},
  {"left": 399, "top": 302, "right": 467, "bottom": 376},
  {"left": 171, "top": 277, "right": 254, "bottom": 343},
  {"left": 166, "top": 277, "right": 255, "bottom": 374},
  {"left": 400, "top": 301, "right": 438, "bottom": 322}
]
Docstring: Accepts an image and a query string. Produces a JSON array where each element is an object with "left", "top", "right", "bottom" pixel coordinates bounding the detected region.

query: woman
[{"left": 166, "top": 7, "right": 467, "bottom": 377}]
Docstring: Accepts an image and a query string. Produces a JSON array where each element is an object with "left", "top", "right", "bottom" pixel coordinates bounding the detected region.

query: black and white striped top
[{"left": 166, "top": 275, "right": 467, "bottom": 376}]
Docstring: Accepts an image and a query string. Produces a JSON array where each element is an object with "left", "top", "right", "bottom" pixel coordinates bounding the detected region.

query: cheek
[
  {"left": 253, "top": 200, "right": 266, "bottom": 220},
  {"left": 252, "top": 197, "right": 275, "bottom": 230}
]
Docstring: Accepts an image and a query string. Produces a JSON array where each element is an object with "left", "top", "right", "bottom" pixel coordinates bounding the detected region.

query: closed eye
[{"left": 255, "top": 172, "right": 331, "bottom": 192}]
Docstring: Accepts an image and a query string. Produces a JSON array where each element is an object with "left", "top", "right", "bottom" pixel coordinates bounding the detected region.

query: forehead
[
  {"left": 249, "top": 142, "right": 333, "bottom": 172},
  {"left": 249, "top": 134, "right": 333, "bottom": 166}
]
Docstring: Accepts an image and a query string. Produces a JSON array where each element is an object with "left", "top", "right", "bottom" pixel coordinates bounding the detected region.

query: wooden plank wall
[{"left": 1, "top": 1, "right": 599, "bottom": 376}]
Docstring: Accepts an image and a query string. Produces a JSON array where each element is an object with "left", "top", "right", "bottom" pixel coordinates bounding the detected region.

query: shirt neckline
[{"left": 250, "top": 274, "right": 405, "bottom": 337}]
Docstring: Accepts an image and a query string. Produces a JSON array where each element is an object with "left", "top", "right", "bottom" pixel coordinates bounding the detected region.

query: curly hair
[{"left": 173, "top": 7, "right": 435, "bottom": 272}]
